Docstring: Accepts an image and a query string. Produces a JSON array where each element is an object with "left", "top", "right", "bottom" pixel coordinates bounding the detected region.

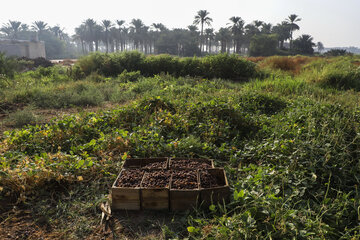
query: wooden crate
[
  {"left": 141, "top": 157, "right": 168, "bottom": 170},
  {"left": 122, "top": 158, "right": 142, "bottom": 169},
  {"left": 170, "top": 171, "right": 200, "bottom": 211},
  {"left": 199, "top": 168, "right": 230, "bottom": 207},
  {"left": 123, "top": 157, "right": 168, "bottom": 170},
  {"left": 141, "top": 171, "right": 170, "bottom": 210},
  {"left": 111, "top": 170, "right": 143, "bottom": 210},
  {"left": 169, "top": 158, "right": 214, "bottom": 170}
]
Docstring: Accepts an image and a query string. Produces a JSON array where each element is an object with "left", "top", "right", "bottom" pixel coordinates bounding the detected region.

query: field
[{"left": 1, "top": 52, "right": 360, "bottom": 239}]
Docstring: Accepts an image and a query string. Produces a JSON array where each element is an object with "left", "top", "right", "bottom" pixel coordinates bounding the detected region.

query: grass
[{"left": 1, "top": 54, "right": 360, "bottom": 239}]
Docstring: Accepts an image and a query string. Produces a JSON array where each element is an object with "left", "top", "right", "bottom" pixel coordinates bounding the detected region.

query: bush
[
  {"left": 74, "top": 51, "right": 257, "bottom": 81},
  {"left": 259, "top": 56, "right": 314, "bottom": 74},
  {"left": 7, "top": 107, "right": 39, "bottom": 127},
  {"left": 0, "top": 52, "right": 18, "bottom": 78},
  {"left": 317, "top": 60, "right": 360, "bottom": 90},
  {"left": 117, "top": 70, "right": 142, "bottom": 82}
]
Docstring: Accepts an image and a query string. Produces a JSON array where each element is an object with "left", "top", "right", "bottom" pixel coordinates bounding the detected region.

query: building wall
[{"left": 0, "top": 40, "right": 46, "bottom": 58}]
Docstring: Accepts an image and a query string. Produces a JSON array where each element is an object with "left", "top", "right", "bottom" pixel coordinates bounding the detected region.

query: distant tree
[
  {"left": 249, "top": 34, "right": 278, "bottom": 56},
  {"left": 102, "top": 20, "right": 113, "bottom": 53},
  {"left": 20, "top": 24, "right": 29, "bottom": 32},
  {"left": 293, "top": 34, "right": 315, "bottom": 55},
  {"left": 317, "top": 42, "right": 324, "bottom": 53},
  {"left": 204, "top": 28, "right": 215, "bottom": 53},
  {"left": 152, "top": 23, "right": 168, "bottom": 32},
  {"left": 228, "top": 16, "right": 245, "bottom": 53},
  {"left": 32, "top": 21, "right": 48, "bottom": 41},
  {"left": 285, "top": 14, "right": 301, "bottom": 50},
  {"left": 116, "top": 20, "right": 126, "bottom": 51},
  {"left": 324, "top": 49, "right": 350, "bottom": 56},
  {"left": 216, "top": 27, "right": 232, "bottom": 53},
  {"left": 8, "top": 21, "right": 22, "bottom": 39},
  {"left": 272, "top": 21, "right": 291, "bottom": 49},
  {"left": 253, "top": 20, "right": 264, "bottom": 31},
  {"left": 193, "top": 10, "right": 213, "bottom": 53},
  {"left": 261, "top": 23, "right": 272, "bottom": 34},
  {"left": 130, "top": 19, "right": 146, "bottom": 50},
  {"left": 83, "top": 19, "right": 97, "bottom": 52},
  {"left": 0, "top": 25, "right": 12, "bottom": 38},
  {"left": 73, "top": 25, "right": 86, "bottom": 54}
]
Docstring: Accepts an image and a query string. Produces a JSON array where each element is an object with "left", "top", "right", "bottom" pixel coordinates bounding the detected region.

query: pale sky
[{"left": 1, "top": 0, "right": 359, "bottom": 48}]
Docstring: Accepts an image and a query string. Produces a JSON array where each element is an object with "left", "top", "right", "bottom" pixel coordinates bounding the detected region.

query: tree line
[{"left": 0, "top": 11, "right": 322, "bottom": 58}]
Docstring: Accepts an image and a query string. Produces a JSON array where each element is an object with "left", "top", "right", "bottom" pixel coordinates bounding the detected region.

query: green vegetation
[
  {"left": 1, "top": 54, "right": 360, "bottom": 239},
  {"left": 1, "top": 11, "right": 328, "bottom": 58}
]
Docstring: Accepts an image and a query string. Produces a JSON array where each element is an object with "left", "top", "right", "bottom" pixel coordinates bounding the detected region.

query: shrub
[
  {"left": 0, "top": 52, "right": 18, "bottom": 78},
  {"left": 259, "top": 56, "right": 315, "bottom": 75},
  {"left": 74, "top": 51, "right": 257, "bottom": 81},
  {"left": 117, "top": 70, "right": 142, "bottom": 82},
  {"left": 317, "top": 60, "right": 360, "bottom": 90},
  {"left": 7, "top": 107, "right": 39, "bottom": 127}
]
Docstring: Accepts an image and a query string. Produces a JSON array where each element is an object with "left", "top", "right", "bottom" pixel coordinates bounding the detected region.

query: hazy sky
[{"left": 1, "top": 0, "right": 359, "bottom": 48}]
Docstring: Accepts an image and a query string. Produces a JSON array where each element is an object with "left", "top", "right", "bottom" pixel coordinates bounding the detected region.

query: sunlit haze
[{"left": 1, "top": 0, "right": 359, "bottom": 48}]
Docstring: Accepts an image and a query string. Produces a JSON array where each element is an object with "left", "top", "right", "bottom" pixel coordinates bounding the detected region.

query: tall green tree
[
  {"left": 272, "top": 21, "right": 291, "bottom": 49},
  {"left": 7, "top": 20, "right": 22, "bottom": 39},
  {"left": 193, "top": 10, "right": 213, "bottom": 53},
  {"left": 130, "top": 19, "right": 146, "bottom": 50},
  {"left": 102, "top": 20, "right": 113, "bottom": 53},
  {"left": 205, "top": 28, "right": 215, "bottom": 53},
  {"left": 285, "top": 14, "right": 301, "bottom": 50},
  {"left": 228, "top": 16, "right": 244, "bottom": 54},
  {"left": 293, "top": 34, "right": 315, "bottom": 55},
  {"left": 84, "top": 19, "right": 97, "bottom": 52},
  {"left": 216, "top": 27, "right": 232, "bottom": 53}
]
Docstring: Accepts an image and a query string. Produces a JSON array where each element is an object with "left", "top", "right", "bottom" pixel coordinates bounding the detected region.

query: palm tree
[
  {"left": 73, "top": 24, "right": 86, "bottom": 54},
  {"left": 152, "top": 23, "right": 167, "bottom": 32},
  {"left": 261, "top": 23, "right": 272, "bottom": 34},
  {"left": 293, "top": 34, "right": 315, "bottom": 55},
  {"left": 32, "top": 21, "right": 48, "bottom": 33},
  {"left": 193, "top": 10, "right": 213, "bottom": 53},
  {"left": 20, "top": 24, "right": 29, "bottom": 32},
  {"left": 84, "top": 19, "right": 97, "bottom": 52},
  {"left": 317, "top": 42, "right": 324, "bottom": 53},
  {"left": 102, "top": 20, "right": 113, "bottom": 53},
  {"left": 51, "top": 25, "right": 62, "bottom": 38},
  {"left": 272, "top": 21, "right": 291, "bottom": 49},
  {"left": 285, "top": 14, "right": 301, "bottom": 50},
  {"left": 228, "top": 16, "right": 244, "bottom": 53},
  {"left": 253, "top": 20, "right": 263, "bottom": 31},
  {"left": 93, "top": 24, "right": 103, "bottom": 51},
  {"left": 32, "top": 21, "right": 48, "bottom": 41},
  {"left": 216, "top": 28, "right": 232, "bottom": 53},
  {"left": 0, "top": 26, "right": 12, "bottom": 38},
  {"left": 115, "top": 20, "right": 125, "bottom": 51},
  {"left": 204, "top": 28, "right": 215, "bottom": 53},
  {"left": 130, "top": 19, "right": 145, "bottom": 50},
  {"left": 7, "top": 21, "right": 22, "bottom": 39}
]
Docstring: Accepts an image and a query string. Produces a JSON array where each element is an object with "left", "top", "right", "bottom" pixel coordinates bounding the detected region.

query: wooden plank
[
  {"left": 170, "top": 190, "right": 200, "bottom": 211},
  {"left": 199, "top": 168, "right": 230, "bottom": 207},
  {"left": 112, "top": 187, "right": 141, "bottom": 210},
  {"left": 170, "top": 170, "right": 200, "bottom": 211},
  {"left": 141, "top": 188, "right": 169, "bottom": 210},
  {"left": 111, "top": 170, "right": 143, "bottom": 210},
  {"left": 141, "top": 158, "right": 168, "bottom": 170}
]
